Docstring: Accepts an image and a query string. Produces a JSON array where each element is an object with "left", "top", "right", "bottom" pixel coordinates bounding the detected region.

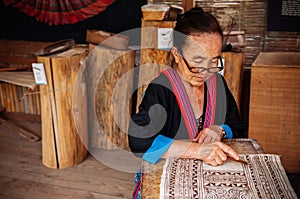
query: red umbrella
[{"left": 4, "top": 0, "right": 115, "bottom": 26}]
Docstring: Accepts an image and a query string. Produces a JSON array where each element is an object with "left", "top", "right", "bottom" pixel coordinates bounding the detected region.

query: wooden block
[
  {"left": 87, "top": 46, "right": 136, "bottom": 150},
  {"left": 248, "top": 52, "right": 300, "bottom": 173},
  {"left": 38, "top": 47, "right": 88, "bottom": 169},
  {"left": 141, "top": 4, "right": 170, "bottom": 21}
]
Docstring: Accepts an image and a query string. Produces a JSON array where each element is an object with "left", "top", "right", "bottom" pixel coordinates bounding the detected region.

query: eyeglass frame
[{"left": 182, "top": 55, "right": 224, "bottom": 74}]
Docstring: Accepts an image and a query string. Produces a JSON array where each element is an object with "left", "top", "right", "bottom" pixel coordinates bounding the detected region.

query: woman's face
[{"left": 173, "top": 33, "right": 222, "bottom": 87}]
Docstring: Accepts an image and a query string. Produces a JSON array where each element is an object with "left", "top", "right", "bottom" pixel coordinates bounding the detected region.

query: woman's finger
[
  {"left": 197, "top": 132, "right": 206, "bottom": 143},
  {"left": 216, "top": 142, "right": 239, "bottom": 160},
  {"left": 214, "top": 155, "right": 223, "bottom": 165}
]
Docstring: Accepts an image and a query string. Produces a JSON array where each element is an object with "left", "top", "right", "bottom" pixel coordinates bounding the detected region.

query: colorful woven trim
[
  {"left": 204, "top": 74, "right": 217, "bottom": 128},
  {"left": 162, "top": 68, "right": 198, "bottom": 139}
]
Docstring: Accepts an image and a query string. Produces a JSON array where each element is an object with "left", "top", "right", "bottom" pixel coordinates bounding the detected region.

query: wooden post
[
  {"left": 38, "top": 48, "right": 88, "bottom": 169},
  {"left": 87, "top": 45, "right": 136, "bottom": 150},
  {"left": 222, "top": 52, "right": 244, "bottom": 112},
  {"left": 136, "top": 19, "right": 176, "bottom": 111}
]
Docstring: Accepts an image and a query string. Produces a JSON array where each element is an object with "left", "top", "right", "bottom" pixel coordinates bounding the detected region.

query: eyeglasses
[{"left": 182, "top": 56, "right": 223, "bottom": 74}]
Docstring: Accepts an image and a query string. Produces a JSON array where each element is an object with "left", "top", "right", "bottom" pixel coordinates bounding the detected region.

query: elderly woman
[
  {"left": 129, "top": 7, "right": 247, "bottom": 165},
  {"left": 129, "top": 7, "right": 247, "bottom": 198}
]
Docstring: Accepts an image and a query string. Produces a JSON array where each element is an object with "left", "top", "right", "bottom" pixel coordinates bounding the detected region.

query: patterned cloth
[
  {"left": 160, "top": 154, "right": 297, "bottom": 199},
  {"left": 4, "top": 0, "right": 114, "bottom": 25}
]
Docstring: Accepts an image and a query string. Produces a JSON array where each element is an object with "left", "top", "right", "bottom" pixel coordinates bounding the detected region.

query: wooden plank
[
  {"left": 37, "top": 56, "right": 58, "bottom": 169},
  {"left": 0, "top": 152, "right": 134, "bottom": 189},
  {"left": 0, "top": 84, "right": 4, "bottom": 109},
  {"left": 18, "top": 86, "right": 26, "bottom": 113},
  {"left": 7, "top": 84, "right": 14, "bottom": 112},
  {"left": 0, "top": 176, "right": 125, "bottom": 199},
  {"left": 0, "top": 123, "right": 134, "bottom": 199},
  {"left": 0, "top": 72, "right": 36, "bottom": 90},
  {"left": 0, "top": 81, "right": 41, "bottom": 115}
]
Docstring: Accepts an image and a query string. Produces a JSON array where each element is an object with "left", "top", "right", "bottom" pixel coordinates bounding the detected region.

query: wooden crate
[{"left": 248, "top": 52, "right": 300, "bottom": 173}]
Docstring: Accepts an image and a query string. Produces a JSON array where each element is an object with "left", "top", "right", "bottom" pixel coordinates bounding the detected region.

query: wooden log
[
  {"left": 222, "top": 52, "right": 244, "bottom": 112},
  {"left": 86, "top": 46, "right": 136, "bottom": 150},
  {"left": 37, "top": 47, "right": 88, "bottom": 169},
  {"left": 248, "top": 52, "right": 300, "bottom": 173}
]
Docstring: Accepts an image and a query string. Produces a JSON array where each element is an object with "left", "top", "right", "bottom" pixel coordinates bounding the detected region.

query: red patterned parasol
[{"left": 4, "top": 0, "right": 115, "bottom": 26}]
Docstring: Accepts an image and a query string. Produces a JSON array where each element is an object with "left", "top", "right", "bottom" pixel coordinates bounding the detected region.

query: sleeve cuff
[
  {"left": 219, "top": 124, "right": 233, "bottom": 139},
  {"left": 142, "top": 135, "right": 174, "bottom": 164}
]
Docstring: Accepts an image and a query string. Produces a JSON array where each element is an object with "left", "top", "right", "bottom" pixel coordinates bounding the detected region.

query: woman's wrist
[
  {"left": 220, "top": 127, "right": 227, "bottom": 139},
  {"left": 180, "top": 142, "right": 201, "bottom": 159},
  {"left": 218, "top": 124, "right": 233, "bottom": 139}
]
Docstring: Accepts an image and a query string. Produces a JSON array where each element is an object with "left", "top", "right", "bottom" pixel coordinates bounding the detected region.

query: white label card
[
  {"left": 158, "top": 28, "right": 173, "bottom": 50},
  {"left": 32, "top": 63, "right": 47, "bottom": 85}
]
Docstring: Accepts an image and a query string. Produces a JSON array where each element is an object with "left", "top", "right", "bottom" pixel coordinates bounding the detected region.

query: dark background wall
[{"left": 0, "top": 0, "right": 147, "bottom": 44}]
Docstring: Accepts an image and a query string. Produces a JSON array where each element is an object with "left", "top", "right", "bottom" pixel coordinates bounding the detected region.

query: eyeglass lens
[{"left": 183, "top": 56, "right": 223, "bottom": 74}]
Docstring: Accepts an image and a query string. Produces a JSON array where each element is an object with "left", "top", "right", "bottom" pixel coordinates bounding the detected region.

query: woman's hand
[
  {"left": 195, "top": 125, "right": 223, "bottom": 144},
  {"left": 197, "top": 141, "right": 239, "bottom": 166},
  {"left": 178, "top": 141, "right": 239, "bottom": 166}
]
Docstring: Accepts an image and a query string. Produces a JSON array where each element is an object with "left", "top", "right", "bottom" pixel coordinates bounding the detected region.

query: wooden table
[{"left": 141, "top": 138, "right": 264, "bottom": 198}]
